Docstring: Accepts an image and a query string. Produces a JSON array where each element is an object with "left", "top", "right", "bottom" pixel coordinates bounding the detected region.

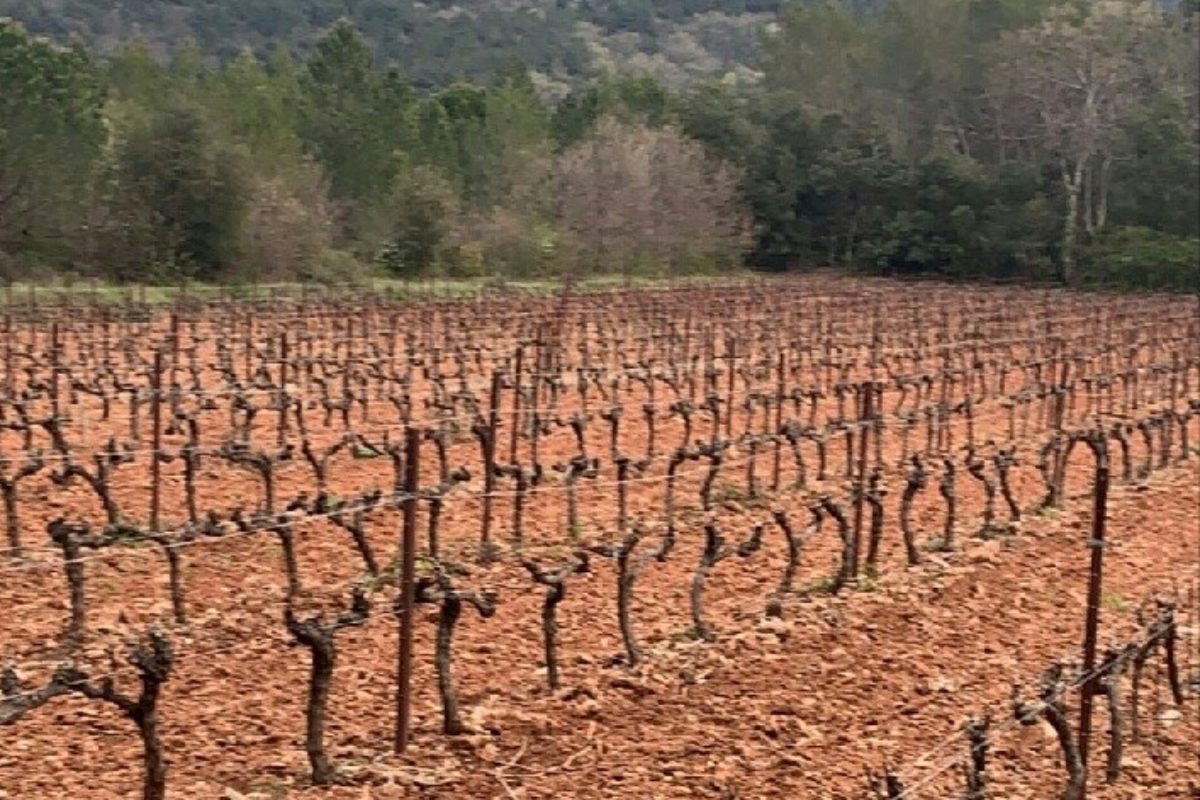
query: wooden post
[
  {"left": 532, "top": 326, "right": 544, "bottom": 420},
  {"left": 1078, "top": 433, "right": 1110, "bottom": 768},
  {"left": 169, "top": 312, "right": 180, "bottom": 392},
  {"left": 244, "top": 313, "right": 253, "bottom": 379},
  {"left": 3, "top": 312, "right": 11, "bottom": 400},
  {"left": 395, "top": 426, "right": 421, "bottom": 754},
  {"left": 850, "top": 382, "right": 871, "bottom": 579},
  {"left": 725, "top": 337, "right": 736, "bottom": 438},
  {"left": 683, "top": 311, "right": 694, "bottom": 403},
  {"left": 49, "top": 322, "right": 60, "bottom": 422},
  {"left": 509, "top": 346, "right": 523, "bottom": 463},
  {"left": 150, "top": 350, "right": 163, "bottom": 531},
  {"left": 772, "top": 351, "right": 786, "bottom": 491},
  {"left": 481, "top": 371, "right": 502, "bottom": 547},
  {"left": 388, "top": 312, "right": 398, "bottom": 369},
  {"left": 277, "top": 331, "right": 289, "bottom": 447}
]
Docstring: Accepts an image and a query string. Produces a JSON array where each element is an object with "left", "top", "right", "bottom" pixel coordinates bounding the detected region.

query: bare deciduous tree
[
  {"left": 556, "top": 116, "right": 751, "bottom": 276},
  {"left": 987, "top": 1, "right": 1176, "bottom": 282}
]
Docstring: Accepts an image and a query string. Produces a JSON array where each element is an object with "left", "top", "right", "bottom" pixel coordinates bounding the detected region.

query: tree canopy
[{"left": 1, "top": 1, "right": 1197, "bottom": 290}]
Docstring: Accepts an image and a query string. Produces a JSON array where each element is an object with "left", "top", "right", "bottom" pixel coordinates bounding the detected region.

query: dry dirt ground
[{"left": 1, "top": 285, "right": 1197, "bottom": 800}]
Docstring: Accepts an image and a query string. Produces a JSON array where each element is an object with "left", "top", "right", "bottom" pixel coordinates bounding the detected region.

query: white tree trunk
[{"left": 1061, "top": 160, "right": 1085, "bottom": 285}]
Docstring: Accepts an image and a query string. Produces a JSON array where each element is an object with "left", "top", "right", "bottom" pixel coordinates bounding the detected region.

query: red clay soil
[
  {"left": 3, "top": 424, "right": 1196, "bottom": 799},
  {"left": 1, "top": 283, "right": 1197, "bottom": 800}
]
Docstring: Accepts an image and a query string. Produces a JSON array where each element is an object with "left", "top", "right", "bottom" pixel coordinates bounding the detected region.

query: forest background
[{"left": 1, "top": 0, "right": 1197, "bottom": 290}]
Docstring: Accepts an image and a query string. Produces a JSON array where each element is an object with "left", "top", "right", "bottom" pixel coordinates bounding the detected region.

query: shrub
[
  {"left": 100, "top": 106, "right": 250, "bottom": 283},
  {"left": 304, "top": 249, "right": 372, "bottom": 286},
  {"left": 377, "top": 165, "right": 458, "bottom": 278},
  {"left": 457, "top": 209, "right": 558, "bottom": 278},
  {"left": 237, "top": 161, "right": 336, "bottom": 282},
  {"left": 1079, "top": 227, "right": 1200, "bottom": 291}
]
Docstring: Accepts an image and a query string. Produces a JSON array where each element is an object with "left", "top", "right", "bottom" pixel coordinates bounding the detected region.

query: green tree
[
  {"left": 675, "top": 84, "right": 762, "bottom": 165},
  {"left": 410, "top": 97, "right": 458, "bottom": 176},
  {"left": 300, "top": 21, "right": 412, "bottom": 227},
  {"left": 106, "top": 39, "right": 171, "bottom": 108},
  {"left": 480, "top": 69, "right": 553, "bottom": 214},
  {"left": 0, "top": 21, "right": 106, "bottom": 269},
  {"left": 761, "top": 1, "right": 876, "bottom": 118},
  {"left": 204, "top": 48, "right": 306, "bottom": 170},
  {"left": 104, "top": 106, "right": 249, "bottom": 281},
  {"left": 1110, "top": 93, "right": 1200, "bottom": 237},
  {"left": 434, "top": 82, "right": 490, "bottom": 202},
  {"left": 987, "top": 1, "right": 1174, "bottom": 282},
  {"left": 377, "top": 163, "right": 459, "bottom": 278},
  {"left": 551, "top": 86, "right": 602, "bottom": 149}
]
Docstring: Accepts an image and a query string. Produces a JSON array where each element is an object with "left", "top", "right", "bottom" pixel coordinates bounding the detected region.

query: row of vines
[{"left": 1, "top": 278, "right": 1196, "bottom": 798}]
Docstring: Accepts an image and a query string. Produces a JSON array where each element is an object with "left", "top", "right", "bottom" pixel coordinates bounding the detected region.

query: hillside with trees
[
  {"left": 0, "top": 0, "right": 780, "bottom": 90},
  {"left": 1, "top": 0, "right": 1197, "bottom": 289}
]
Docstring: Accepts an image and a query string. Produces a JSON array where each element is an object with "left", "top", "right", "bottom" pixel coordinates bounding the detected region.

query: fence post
[
  {"left": 150, "top": 350, "right": 163, "bottom": 531},
  {"left": 169, "top": 311, "right": 180, "bottom": 396},
  {"left": 1078, "top": 432, "right": 1110, "bottom": 768},
  {"left": 395, "top": 426, "right": 421, "bottom": 754},
  {"left": 850, "top": 381, "right": 871, "bottom": 579},
  {"left": 277, "top": 331, "right": 289, "bottom": 447},
  {"left": 50, "top": 322, "right": 60, "bottom": 422},
  {"left": 4, "top": 312, "right": 11, "bottom": 400},
  {"left": 772, "top": 350, "right": 786, "bottom": 491},
  {"left": 481, "top": 371, "right": 502, "bottom": 548},
  {"left": 725, "top": 337, "right": 736, "bottom": 438},
  {"left": 509, "top": 346, "right": 523, "bottom": 463}
]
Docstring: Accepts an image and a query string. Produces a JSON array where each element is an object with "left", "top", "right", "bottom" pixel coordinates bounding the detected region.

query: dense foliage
[
  {"left": 0, "top": 0, "right": 1197, "bottom": 289},
  {"left": 0, "top": 0, "right": 778, "bottom": 90}
]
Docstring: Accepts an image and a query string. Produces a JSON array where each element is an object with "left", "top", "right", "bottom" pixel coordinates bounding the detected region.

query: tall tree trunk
[
  {"left": 1060, "top": 161, "right": 1084, "bottom": 285},
  {"left": 1095, "top": 153, "right": 1112, "bottom": 233}
]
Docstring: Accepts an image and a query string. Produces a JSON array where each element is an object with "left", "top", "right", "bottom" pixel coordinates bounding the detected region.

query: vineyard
[{"left": 0, "top": 276, "right": 1196, "bottom": 800}]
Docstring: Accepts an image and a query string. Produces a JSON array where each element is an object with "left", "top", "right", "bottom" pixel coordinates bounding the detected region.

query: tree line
[
  {"left": 1, "top": 0, "right": 1197, "bottom": 289},
  {"left": 0, "top": 0, "right": 778, "bottom": 90}
]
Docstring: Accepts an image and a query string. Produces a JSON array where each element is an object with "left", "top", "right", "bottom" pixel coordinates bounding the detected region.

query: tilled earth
[
  {"left": 1, "top": 290, "right": 1198, "bottom": 800},
  {"left": 1, "top": 413, "right": 1197, "bottom": 800}
]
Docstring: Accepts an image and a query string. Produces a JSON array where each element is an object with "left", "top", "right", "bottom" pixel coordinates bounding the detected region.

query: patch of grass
[
  {"left": 806, "top": 575, "right": 839, "bottom": 595},
  {"left": 668, "top": 627, "right": 701, "bottom": 644},
  {"left": 476, "top": 541, "right": 503, "bottom": 565},
  {"left": 1102, "top": 591, "right": 1128, "bottom": 612},
  {"left": 536, "top": 544, "right": 574, "bottom": 561},
  {"left": 0, "top": 272, "right": 763, "bottom": 308},
  {"left": 976, "top": 523, "right": 1003, "bottom": 541},
  {"left": 358, "top": 573, "right": 386, "bottom": 592},
  {"left": 918, "top": 563, "right": 946, "bottom": 583},
  {"left": 1032, "top": 504, "right": 1062, "bottom": 519},
  {"left": 858, "top": 564, "right": 879, "bottom": 591},
  {"left": 712, "top": 481, "right": 748, "bottom": 504},
  {"left": 924, "top": 536, "right": 954, "bottom": 553},
  {"left": 351, "top": 444, "right": 383, "bottom": 459},
  {"left": 107, "top": 520, "right": 147, "bottom": 544}
]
